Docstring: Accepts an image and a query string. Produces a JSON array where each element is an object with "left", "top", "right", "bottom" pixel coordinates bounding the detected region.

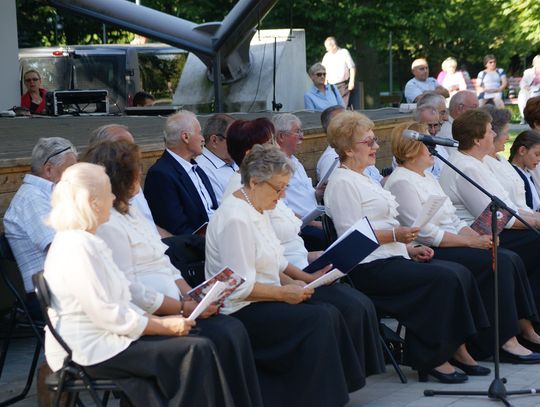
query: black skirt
[
  {"left": 231, "top": 301, "right": 363, "bottom": 407},
  {"left": 500, "top": 229, "right": 540, "bottom": 310},
  {"left": 311, "top": 283, "right": 386, "bottom": 377},
  {"left": 434, "top": 246, "right": 538, "bottom": 359},
  {"left": 84, "top": 335, "right": 234, "bottom": 407},
  {"left": 349, "top": 257, "right": 489, "bottom": 371}
]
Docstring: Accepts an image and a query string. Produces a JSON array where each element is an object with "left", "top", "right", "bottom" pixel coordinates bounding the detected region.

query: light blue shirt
[
  {"left": 304, "top": 84, "right": 345, "bottom": 111},
  {"left": 4, "top": 174, "right": 55, "bottom": 292},
  {"left": 196, "top": 147, "right": 238, "bottom": 204}
]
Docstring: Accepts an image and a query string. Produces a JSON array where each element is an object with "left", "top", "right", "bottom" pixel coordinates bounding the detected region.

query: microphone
[{"left": 402, "top": 130, "right": 459, "bottom": 148}]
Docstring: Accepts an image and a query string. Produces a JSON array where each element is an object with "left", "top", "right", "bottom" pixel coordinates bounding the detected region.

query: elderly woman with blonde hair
[
  {"left": 385, "top": 121, "right": 540, "bottom": 364},
  {"left": 44, "top": 162, "right": 234, "bottom": 406},
  {"left": 324, "top": 111, "right": 490, "bottom": 383}
]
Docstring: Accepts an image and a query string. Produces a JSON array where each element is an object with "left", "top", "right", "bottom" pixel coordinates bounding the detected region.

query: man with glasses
[
  {"left": 414, "top": 105, "right": 448, "bottom": 178},
  {"left": 404, "top": 58, "right": 449, "bottom": 103},
  {"left": 476, "top": 54, "right": 507, "bottom": 108},
  {"left": 321, "top": 37, "right": 356, "bottom": 107},
  {"left": 144, "top": 111, "right": 218, "bottom": 235},
  {"left": 196, "top": 113, "right": 237, "bottom": 203},
  {"left": 4, "top": 137, "right": 77, "bottom": 315},
  {"left": 304, "top": 62, "right": 345, "bottom": 111},
  {"left": 274, "top": 113, "right": 327, "bottom": 250}
]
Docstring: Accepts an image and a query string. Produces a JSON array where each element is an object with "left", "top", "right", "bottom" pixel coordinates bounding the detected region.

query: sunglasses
[
  {"left": 315, "top": 72, "right": 326, "bottom": 77},
  {"left": 24, "top": 77, "right": 40, "bottom": 82},
  {"left": 355, "top": 137, "right": 379, "bottom": 147}
]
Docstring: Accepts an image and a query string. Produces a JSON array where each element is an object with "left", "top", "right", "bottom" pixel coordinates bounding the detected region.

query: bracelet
[
  {"left": 179, "top": 297, "right": 185, "bottom": 316},
  {"left": 392, "top": 228, "right": 397, "bottom": 242}
]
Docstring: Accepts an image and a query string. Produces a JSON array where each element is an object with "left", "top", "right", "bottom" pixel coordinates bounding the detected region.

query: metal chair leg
[{"left": 379, "top": 334, "right": 407, "bottom": 383}]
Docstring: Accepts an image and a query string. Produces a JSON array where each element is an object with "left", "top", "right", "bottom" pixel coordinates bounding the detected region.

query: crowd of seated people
[{"left": 6, "top": 95, "right": 540, "bottom": 406}]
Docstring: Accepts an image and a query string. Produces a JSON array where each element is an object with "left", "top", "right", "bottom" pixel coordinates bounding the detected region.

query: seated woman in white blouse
[
  {"left": 223, "top": 121, "right": 385, "bottom": 379},
  {"left": 83, "top": 141, "right": 263, "bottom": 407},
  {"left": 44, "top": 163, "right": 233, "bottom": 407},
  {"left": 386, "top": 121, "right": 540, "bottom": 364},
  {"left": 324, "top": 111, "right": 490, "bottom": 384},
  {"left": 481, "top": 105, "right": 540, "bottom": 217},
  {"left": 206, "top": 144, "right": 366, "bottom": 407},
  {"left": 510, "top": 130, "right": 540, "bottom": 211},
  {"left": 439, "top": 109, "right": 540, "bottom": 318}
]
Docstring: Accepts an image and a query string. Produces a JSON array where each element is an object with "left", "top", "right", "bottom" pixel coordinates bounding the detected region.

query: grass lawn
[{"left": 502, "top": 130, "right": 519, "bottom": 159}]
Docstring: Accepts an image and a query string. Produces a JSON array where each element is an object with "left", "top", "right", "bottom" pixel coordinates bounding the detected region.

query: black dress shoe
[
  {"left": 517, "top": 336, "right": 540, "bottom": 353},
  {"left": 499, "top": 349, "right": 540, "bottom": 364},
  {"left": 449, "top": 358, "right": 491, "bottom": 376},
  {"left": 418, "top": 369, "right": 468, "bottom": 383}
]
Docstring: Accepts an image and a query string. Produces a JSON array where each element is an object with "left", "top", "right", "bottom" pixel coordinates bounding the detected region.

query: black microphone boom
[{"left": 402, "top": 130, "right": 459, "bottom": 148}]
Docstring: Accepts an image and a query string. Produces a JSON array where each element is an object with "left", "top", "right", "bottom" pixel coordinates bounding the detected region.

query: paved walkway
[{"left": 4, "top": 335, "right": 540, "bottom": 406}]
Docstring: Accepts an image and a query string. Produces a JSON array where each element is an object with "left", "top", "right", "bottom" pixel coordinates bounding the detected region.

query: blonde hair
[
  {"left": 48, "top": 163, "right": 108, "bottom": 232},
  {"left": 327, "top": 111, "right": 374, "bottom": 161},
  {"left": 391, "top": 121, "right": 429, "bottom": 165}
]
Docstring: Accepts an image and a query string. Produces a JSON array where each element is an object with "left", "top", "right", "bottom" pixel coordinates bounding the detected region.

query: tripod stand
[{"left": 424, "top": 146, "right": 540, "bottom": 406}]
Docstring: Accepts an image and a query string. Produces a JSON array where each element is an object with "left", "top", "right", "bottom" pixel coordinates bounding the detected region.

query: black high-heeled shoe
[
  {"left": 418, "top": 369, "right": 468, "bottom": 383},
  {"left": 449, "top": 358, "right": 491, "bottom": 376},
  {"left": 517, "top": 336, "right": 540, "bottom": 354}
]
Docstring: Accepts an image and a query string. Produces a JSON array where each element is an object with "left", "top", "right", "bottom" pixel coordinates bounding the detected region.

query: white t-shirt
[{"left": 322, "top": 48, "right": 355, "bottom": 84}]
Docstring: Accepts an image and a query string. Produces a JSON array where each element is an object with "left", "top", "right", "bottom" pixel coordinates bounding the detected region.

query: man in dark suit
[{"left": 144, "top": 111, "right": 218, "bottom": 235}]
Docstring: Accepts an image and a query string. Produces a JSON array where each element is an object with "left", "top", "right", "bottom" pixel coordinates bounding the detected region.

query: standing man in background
[{"left": 322, "top": 36, "right": 356, "bottom": 107}]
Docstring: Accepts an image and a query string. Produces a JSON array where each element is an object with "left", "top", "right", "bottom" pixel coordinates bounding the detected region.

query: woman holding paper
[
  {"left": 386, "top": 121, "right": 540, "bottom": 363},
  {"left": 206, "top": 144, "right": 365, "bottom": 407},
  {"left": 44, "top": 163, "right": 233, "bottom": 406},
  {"left": 439, "top": 109, "right": 540, "bottom": 321},
  {"left": 324, "top": 111, "right": 490, "bottom": 384},
  {"left": 84, "top": 141, "right": 263, "bottom": 407}
]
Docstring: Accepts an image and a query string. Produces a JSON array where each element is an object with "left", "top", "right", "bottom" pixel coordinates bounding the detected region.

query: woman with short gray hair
[{"left": 205, "top": 143, "right": 365, "bottom": 407}]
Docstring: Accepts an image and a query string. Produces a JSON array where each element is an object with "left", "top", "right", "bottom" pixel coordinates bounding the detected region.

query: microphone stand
[{"left": 424, "top": 145, "right": 540, "bottom": 406}]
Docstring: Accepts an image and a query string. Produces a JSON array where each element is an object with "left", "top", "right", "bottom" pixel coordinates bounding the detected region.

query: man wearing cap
[{"left": 404, "top": 58, "right": 449, "bottom": 103}]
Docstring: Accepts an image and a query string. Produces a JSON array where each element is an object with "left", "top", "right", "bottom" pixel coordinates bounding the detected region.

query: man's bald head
[
  {"left": 89, "top": 124, "right": 135, "bottom": 145},
  {"left": 449, "top": 91, "right": 479, "bottom": 119}
]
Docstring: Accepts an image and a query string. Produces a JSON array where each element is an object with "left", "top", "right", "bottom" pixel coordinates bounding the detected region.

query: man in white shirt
[
  {"left": 274, "top": 113, "right": 326, "bottom": 250},
  {"left": 144, "top": 111, "right": 218, "bottom": 235},
  {"left": 196, "top": 114, "right": 238, "bottom": 204},
  {"left": 404, "top": 58, "right": 449, "bottom": 103},
  {"left": 414, "top": 104, "right": 449, "bottom": 178},
  {"left": 322, "top": 37, "right": 356, "bottom": 107},
  {"left": 4, "top": 137, "right": 77, "bottom": 316}
]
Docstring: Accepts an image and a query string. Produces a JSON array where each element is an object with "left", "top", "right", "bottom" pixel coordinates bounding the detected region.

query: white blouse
[
  {"left": 324, "top": 167, "right": 409, "bottom": 263},
  {"left": 97, "top": 206, "right": 182, "bottom": 303},
  {"left": 205, "top": 195, "right": 288, "bottom": 314},
  {"left": 384, "top": 167, "right": 468, "bottom": 247},
  {"left": 439, "top": 151, "right": 517, "bottom": 227},
  {"left": 44, "top": 231, "right": 147, "bottom": 371},
  {"left": 483, "top": 154, "right": 531, "bottom": 213}
]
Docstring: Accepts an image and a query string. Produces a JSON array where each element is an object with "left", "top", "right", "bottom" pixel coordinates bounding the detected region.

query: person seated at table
[
  {"left": 43, "top": 162, "right": 233, "bottom": 406},
  {"left": 206, "top": 144, "right": 365, "bottom": 407},
  {"left": 385, "top": 121, "right": 540, "bottom": 364},
  {"left": 83, "top": 141, "right": 263, "bottom": 407},
  {"left": 20, "top": 69, "right": 46, "bottom": 114},
  {"left": 510, "top": 130, "right": 540, "bottom": 211},
  {"left": 222, "top": 119, "right": 385, "bottom": 379},
  {"left": 324, "top": 111, "right": 490, "bottom": 383},
  {"left": 439, "top": 109, "right": 540, "bottom": 312}
]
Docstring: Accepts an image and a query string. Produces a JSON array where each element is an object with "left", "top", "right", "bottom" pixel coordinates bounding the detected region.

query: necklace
[{"left": 240, "top": 188, "right": 259, "bottom": 212}]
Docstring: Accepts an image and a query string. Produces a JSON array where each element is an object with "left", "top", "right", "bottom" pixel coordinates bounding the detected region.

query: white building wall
[{"left": 0, "top": 0, "right": 21, "bottom": 110}]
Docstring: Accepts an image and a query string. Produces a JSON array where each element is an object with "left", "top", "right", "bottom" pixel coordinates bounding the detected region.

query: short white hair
[
  {"left": 163, "top": 110, "right": 198, "bottom": 148},
  {"left": 31, "top": 137, "right": 77, "bottom": 175},
  {"left": 272, "top": 113, "right": 301, "bottom": 134},
  {"left": 48, "top": 163, "right": 108, "bottom": 232}
]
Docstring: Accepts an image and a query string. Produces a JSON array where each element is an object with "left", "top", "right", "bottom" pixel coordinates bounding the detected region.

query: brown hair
[
  {"left": 82, "top": 141, "right": 141, "bottom": 214},
  {"left": 453, "top": 109, "right": 492, "bottom": 151},
  {"left": 391, "top": 121, "right": 429, "bottom": 165},
  {"left": 327, "top": 111, "right": 375, "bottom": 161},
  {"left": 524, "top": 96, "right": 540, "bottom": 129},
  {"left": 509, "top": 130, "right": 540, "bottom": 162},
  {"left": 226, "top": 118, "right": 274, "bottom": 166}
]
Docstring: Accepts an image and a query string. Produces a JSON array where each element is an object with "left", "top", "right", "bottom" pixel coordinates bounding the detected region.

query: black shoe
[
  {"left": 449, "top": 358, "right": 491, "bottom": 376},
  {"left": 499, "top": 349, "right": 540, "bottom": 364},
  {"left": 418, "top": 369, "right": 468, "bottom": 383},
  {"left": 517, "top": 337, "right": 540, "bottom": 353}
]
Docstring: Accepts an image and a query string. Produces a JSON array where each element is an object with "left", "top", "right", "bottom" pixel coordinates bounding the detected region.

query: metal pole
[
  {"left": 213, "top": 40, "right": 223, "bottom": 112},
  {"left": 102, "top": 24, "right": 107, "bottom": 44},
  {"left": 389, "top": 31, "right": 393, "bottom": 94}
]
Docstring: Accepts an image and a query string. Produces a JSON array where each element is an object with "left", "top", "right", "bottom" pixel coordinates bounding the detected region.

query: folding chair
[
  {"left": 0, "top": 234, "right": 44, "bottom": 406},
  {"left": 320, "top": 214, "right": 408, "bottom": 383}
]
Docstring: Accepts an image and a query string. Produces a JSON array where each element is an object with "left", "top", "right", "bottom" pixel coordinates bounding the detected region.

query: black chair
[
  {"left": 32, "top": 271, "right": 125, "bottom": 407},
  {"left": 0, "top": 234, "right": 44, "bottom": 407},
  {"left": 320, "top": 214, "right": 408, "bottom": 383},
  {"left": 163, "top": 234, "right": 206, "bottom": 287}
]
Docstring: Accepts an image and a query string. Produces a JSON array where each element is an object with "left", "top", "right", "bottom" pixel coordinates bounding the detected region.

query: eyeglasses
[
  {"left": 43, "top": 147, "right": 71, "bottom": 165},
  {"left": 24, "top": 77, "right": 40, "bottom": 82},
  {"left": 285, "top": 129, "right": 304, "bottom": 137},
  {"left": 355, "top": 137, "right": 379, "bottom": 147},
  {"left": 263, "top": 180, "right": 288, "bottom": 194},
  {"left": 427, "top": 122, "right": 442, "bottom": 129},
  {"left": 315, "top": 72, "right": 326, "bottom": 77},
  {"left": 416, "top": 66, "right": 428, "bottom": 71}
]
